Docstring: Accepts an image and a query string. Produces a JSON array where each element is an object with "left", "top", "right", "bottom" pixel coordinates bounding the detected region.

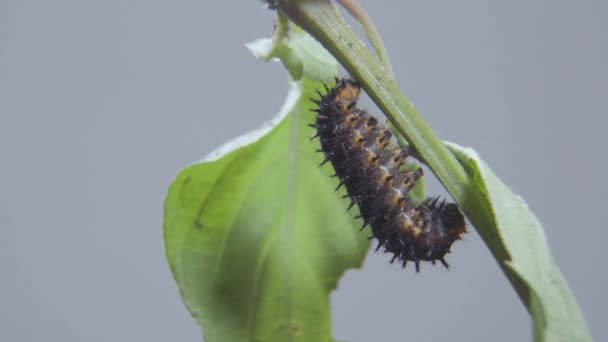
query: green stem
[
  {"left": 265, "top": 14, "right": 290, "bottom": 62},
  {"left": 335, "top": 0, "right": 394, "bottom": 78}
]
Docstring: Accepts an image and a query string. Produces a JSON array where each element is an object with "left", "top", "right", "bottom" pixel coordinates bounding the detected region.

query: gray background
[{"left": 1, "top": 1, "right": 606, "bottom": 341}]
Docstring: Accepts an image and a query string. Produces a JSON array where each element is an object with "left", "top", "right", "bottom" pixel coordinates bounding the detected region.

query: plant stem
[
  {"left": 265, "top": 13, "right": 290, "bottom": 62},
  {"left": 335, "top": 0, "right": 394, "bottom": 78}
]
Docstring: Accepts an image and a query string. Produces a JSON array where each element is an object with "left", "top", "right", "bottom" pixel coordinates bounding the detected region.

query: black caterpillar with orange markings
[{"left": 310, "top": 78, "right": 466, "bottom": 271}]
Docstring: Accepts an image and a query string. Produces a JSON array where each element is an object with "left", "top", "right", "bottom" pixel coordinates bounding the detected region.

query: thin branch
[{"left": 335, "top": 0, "right": 394, "bottom": 78}]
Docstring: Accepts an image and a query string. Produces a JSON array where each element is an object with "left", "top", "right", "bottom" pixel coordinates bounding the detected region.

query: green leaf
[
  {"left": 163, "top": 26, "right": 370, "bottom": 342},
  {"left": 446, "top": 143, "right": 592, "bottom": 342}
]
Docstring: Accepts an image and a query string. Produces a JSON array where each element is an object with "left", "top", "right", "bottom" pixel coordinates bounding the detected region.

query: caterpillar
[{"left": 310, "top": 78, "right": 466, "bottom": 272}]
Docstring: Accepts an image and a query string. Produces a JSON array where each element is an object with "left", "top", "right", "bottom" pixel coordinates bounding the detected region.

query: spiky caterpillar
[{"left": 310, "top": 78, "right": 466, "bottom": 271}]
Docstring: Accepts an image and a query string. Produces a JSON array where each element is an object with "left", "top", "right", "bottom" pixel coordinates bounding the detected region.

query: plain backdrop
[{"left": 1, "top": 1, "right": 606, "bottom": 341}]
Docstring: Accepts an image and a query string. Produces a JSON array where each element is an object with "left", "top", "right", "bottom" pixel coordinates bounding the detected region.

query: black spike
[
  {"left": 309, "top": 133, "right": 319, "bottom": 140},
  {"left": 359, "top": 221, "right": 369, "bottom": 231},
  {"left": 310, "top": 108, "right": 320, "bottom": 113},
  {"left": 402, "top": 259, "right": 408, "bottom": 268},
  {"left": 309, "top": 97, "right": 320, "bottom": 105},
  {"left": 428, "top": 196, "right": 439, "bottom": 207},
  {"left": 440, "top": 258, "right": 449, "bottom": 269},
  {"left": 415, "top": 260, "right": 421, "bottom": 272},
  {"left": 335, "top": 177, "right": 347, "bottom": 191},
  {"left": 347, "top": 199, "right": 357, "bottom": 211},
  {"left": 316, "top": 89, "right": 324, "bottom": 97},
  {"left": 308, "top": 123, "right": 316, "bottom": 128},
  {"left": 323, "top": 83, "right": 330, "bottom": 92},
  {"left": 319, "top": 157, "right": 331, "bottom": 166}
]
